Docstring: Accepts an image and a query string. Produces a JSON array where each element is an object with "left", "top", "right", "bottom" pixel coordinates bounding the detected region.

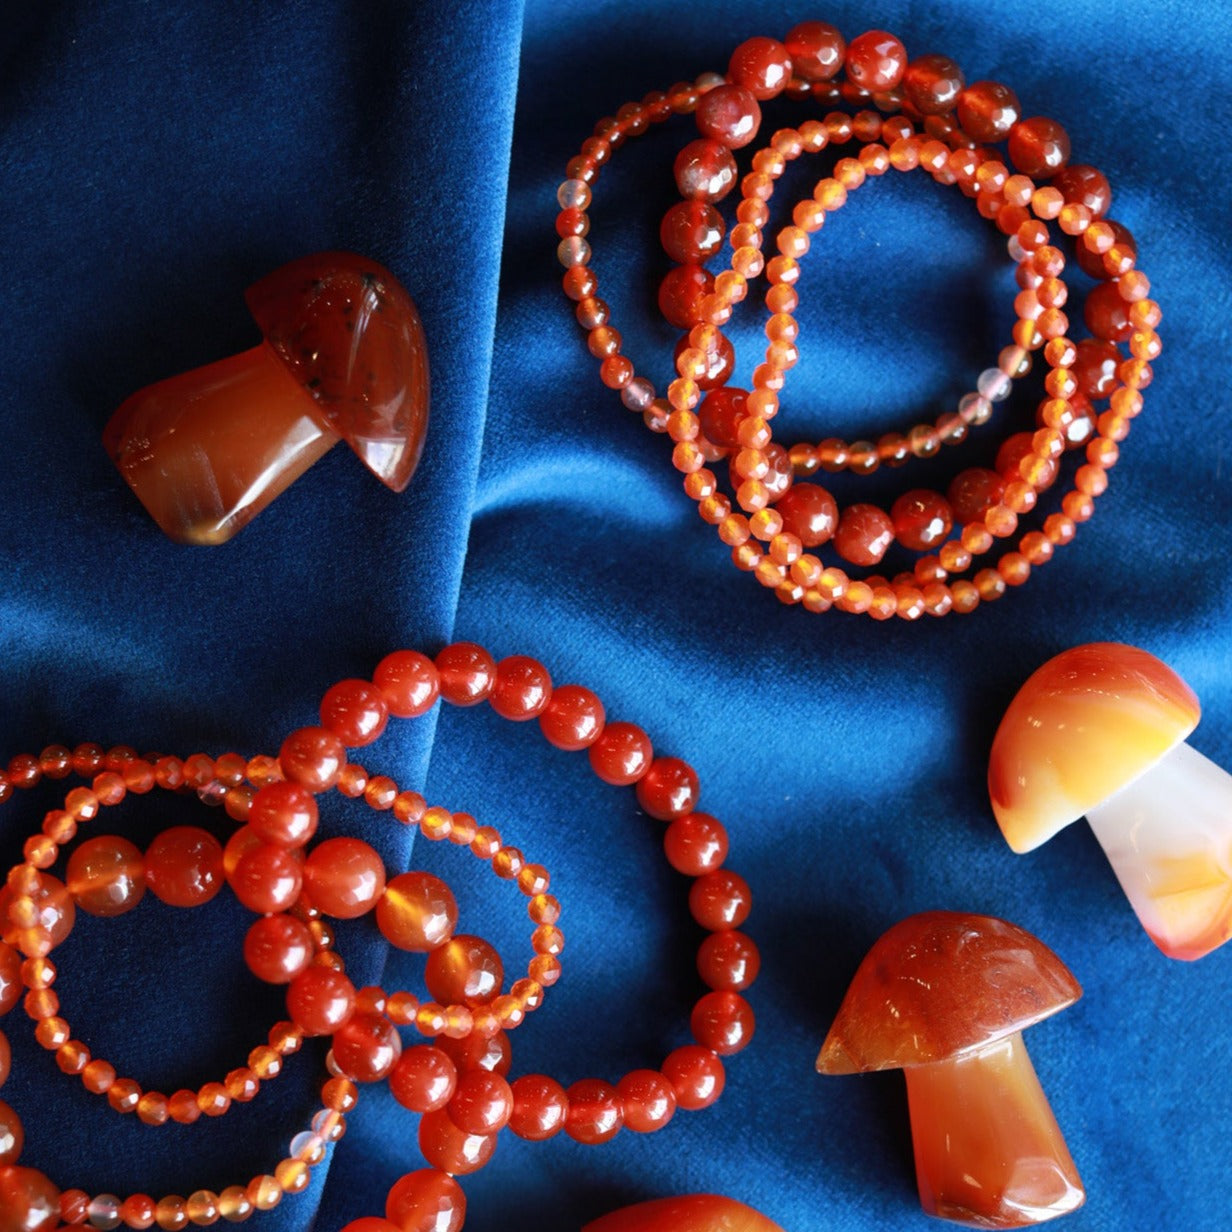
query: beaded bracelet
[{"left": 555, "top": 26, "right": 1160, "bottom": 619}]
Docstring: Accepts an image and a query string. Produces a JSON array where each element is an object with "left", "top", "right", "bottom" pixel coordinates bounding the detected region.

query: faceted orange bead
[
  {"left": 1008, "top": 117, "right": 1071, "bottom": 177},
  {"left": 0, "top": 1098, "right": 23, "bottom": 1164},
  {"left": 385, "top": 1168, "right": 466, "bottom": 1232},
  {"left": 418, "top": 1108, "right": 497, "bottom": 1175},
  {"left": 845, "top": 30, "right": 907, "bottom": 91},
  {"left": 834, "top": 504, "right": 894, "bottom": 566},
  {"left": 0, "top": 1165, "right": 59, "bottom": 1231},
  {"left": 302, "top": 838, "right": 386, "bottom": 919},
  {"left": 425, "top": 935, "right": 503, "bottom": 1006},
  {"left": 956, "top": 80, "right": 1020, "bottom": 142},
  {"left": 332, "top": 1011, "right": 402, "bottom": 1084}
]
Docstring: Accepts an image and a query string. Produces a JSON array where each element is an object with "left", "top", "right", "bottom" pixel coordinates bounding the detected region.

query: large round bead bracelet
[
  {"left": 0, "top": 643, "right": 757, "bottom": 1231},
  {"left": 555, "top": 23, "right": 1159, "bottom": 618}
]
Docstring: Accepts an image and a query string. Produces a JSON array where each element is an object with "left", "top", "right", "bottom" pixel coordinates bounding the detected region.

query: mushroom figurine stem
[
  {"left": 905, "top": 1032, "right": 1084, "bottom": 1228},
  {"left": 1084, "top": 740, "right": 1232, "bottom": 961},
  {"left": 105, "top": 342, "right": 341, "bottom": 545}
]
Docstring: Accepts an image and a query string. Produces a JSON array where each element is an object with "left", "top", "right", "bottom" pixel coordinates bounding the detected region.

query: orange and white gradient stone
[{"left": 583, "top": 1194, "right": 783, "bottom": 1232}]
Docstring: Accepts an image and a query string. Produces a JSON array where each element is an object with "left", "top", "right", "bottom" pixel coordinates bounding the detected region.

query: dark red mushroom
[
  {"left": 817, "top": 911, "right": 1085, "bottom": 1228},
  {"left": 103, "top": 251, "right": 429, "bottom": 544}
]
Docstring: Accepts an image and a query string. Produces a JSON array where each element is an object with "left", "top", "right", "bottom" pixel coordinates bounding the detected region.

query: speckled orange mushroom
[
  {"left": 989, "top": 642, "right": 1232, "bottom": 961},
  {"left": 104, "top": 251, "right": 429, "bottom": 544},
  {"left": 817, "top": 911, "right": 1084, "bottom": 1229},
  {"left": 583, "top": 1194, "right": 784, "bottom": 1232}
]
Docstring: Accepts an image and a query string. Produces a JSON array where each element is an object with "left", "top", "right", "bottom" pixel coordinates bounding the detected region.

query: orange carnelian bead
[
  {"left": 663, "top": 813, "right": 728, "bottom": 876},
  {"left": 376, "top": 872, "right": 457, "bottom": 953},
  {"left": 956, "top": 79, "right": 1019, "bottom": 141},
  {"left": 385, "top": 1169, "right": 466, "bottom": 1232},
  {"left": 691, "top": 990, "right": 755, "bottom": 1055},
  {"left": 698, "top": 929, "right": 761, "bottom": 991},
  {"left": 286, "top": 966, "right": 355, "bottom": 1036},
  {"left": 539, "top": 685, "right": 605, "bottom": 750},
  {"left": 635, "top": 757, "right": 698, "bottom": 821},
  {"left": 0, "top": 1030, "right": 9, "bottom": 1086},
  {"left": 488, "top": 656, "right": 552, "bottom": 722},
  {"left": 278, "top": 727, "right": 345, "bottom": 794},
  {"left": 508, "top": 1074, "right": 569, "bottom": 1141},
  {"left": 565, "top": 1078, "right": 623, "bottom": 1144},
  {"left": 1, "top": 874, "right": 75, "bottom": 948},
  {"left": 727, "top": 36, "right": 792, "bottom": 100},
  {"left": 425, "top": 935, "right": 503, "bottom": 1006},
  {"left": 1008, "top": 116, "right": 1070, "bottom": 177},
  {"left": 587, "top": 722, "right": 653, "bottom": 786},
  {"left": 197, "top": 1082, "right": 230, "bottom": 1116},
  {"left": 845, "top": 30, "right": 907, "bottom": 91},
  {"left": 658, "top": 265, "right": 715, "bottom": 330},
  {"left": 689, "top": 869, "right": 751, "bottom": 930},
  {"left": 340, "top": 1221, "right": 399, "bottom": 1232},
  {"left": 332, "top": 1011, "right": 402, "bottom": 1083},
  {"left": 890, "top": 489, "right": 953, "bottom": 551},
  {"left": 447, "top": 1069, "right": 513, "bottom": 1135},
  {"left": 0, "top": 945, "right": 19, "bottom": 1015},
  {"left": 391, "top": 1045, "right": 457, "bottom": 1113},
  {"left": 903, "top": 53, "right": 964, "bottom": 115},
  {"left": 674, "top": 138, "right": 737, "bottom": 203},
  {"left": 168, "top": 1089, "right": 201, "bottom": 1124},
  {"left": 695, "top": 84, "right": 761, "bottom": 150},
  {"left": 121, "top": 1193, "right": 157, "bottom": 1227},
  {"left": 244, "top": 915, "right": 314, "bottom": 985},
  {"left": 834, "top": 504, "right": 894, "bottom": 566},
  {"left": 320, "top": 679, "right": 389, "bottom": 746},
  {"left": 0, "top": 1165, "right": 59, "bottom": 1230},
  {"left": 774, "top": 482, "right": 837, "bottom": 547},
  {"left": 660, "top": 201, "right": 726, "bottom": 265},
  {"left": 373, "top": 650, "right": 439, "bottom": 718},
  {"left": 65, "top": 835, "right": 145, "bottom": 917},
  {"left": 617, "top": 1069, "right": 677, "bottom": 1134},
  {"left": 1084, "top": 280, "right": 1132, "bottom": 342},
  {"left": 155, "top": 1194, "right": 189, "bottom": 1229},
  {"left": 0, "top": 1098, "right": 23, "bottom": 1163},
  {"left": 419, "top": 1107, "right": 498, "bottom": 1175},
  {"left": 231, "top": 844, "right": 302, "bottom": 915},
  {"left": 247, "top": 781, "right": 318, "bottom": 849},
  {"left": 302, "top": 838, "right": 385, "bottom": 919}
]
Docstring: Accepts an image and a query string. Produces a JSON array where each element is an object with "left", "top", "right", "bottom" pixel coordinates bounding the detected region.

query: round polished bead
[
  {"left": 658, "top": 264, "right": 715, "bottom": 329},
  {"left": 373, "top": 650, "right": 440, "bottom": 718},
  {"left": 278, "top": 727, "right": 346, "bottom": 793},
  {"left": 660, "top": 201, "right": 725, "bottom": 264},
  {"left": 588, "top": 722, "right": 653, "bottom": 786},
  {"left": 1051, "top": 163, "right": 1111, "bottom": 217},
  {"left": 332, "top": 1011, "right": 402, "bottom": 1083},
  {"left": 339, "top": 1220, "right": 399, "bottom": 1232},
  {"left": 539, "top": 685, "right": 605, "bottom": 750},
  {"left": 247, "top": 782, "right": 319, "bottom": 849},
  {"left": 436, "top": 1029, "right": 511, "bottom": 1076},
  {"left": 689, "top": 869, "right": 751, "bottom": 930},
  {"left": 956, "top": 79, "right": 1020, "bottom": 141},
  {"left": 390, "top": 1046, "right": 458, "bottom": 1113},
  {"left": 785, "top": 20, "right": 845, "bottom": 81},
  {"left": 489, "top": 656, "right": 553, "bottom": 721},
  {"left": 286, "top": 966, "right": 355, "bottom": 1036},
  {"left": 231, "top": 844, "right": 302, "bottom": 915},
  {"left": 418, "top": 1108, "right": 497, "bottom": 1176},
  {"left": 425, "top": 935, "right": 503, "bottom": 1006},
  {"left": 0, "top": 1165, "right": 59, "bottom": 1232},
  {"left": 508, "top": 1074, "right": 569, "bottom": 1140},
  {"left": 694, "top": 83, "right": 761, "bottom": 149},
  {"left": 1072, "top": 338, "right": 1122, "bottom": 399},
  {"left": 697, "top": 930, "right": 761, "bottom": 991},
  {"left": 144, "top": 828, "right": 224, "bottom": 908},
  {"left": 244, "top": 915, "right": 314, "bottom": 984},
  {"left": 435, "top": 643, "right": 496, "bottom": 707},
  {"left": 902, "top": 53, "right": 964, "bottom": 114},
  {"left": 1076, "top": 219, "right": 1135, "bottom": 279},
  {"left": 302, "top": 838, "right": 386, "bottom": 919},
  {"left": 845, "top": 30, "right": 907, "bottom": 91},
  {"left": 1084, "top": 280, "right": 1133, "bottom": 341},
  {"left": 0, "top": 1098, "right": 22, "bottom": 1164},
  {"left": 661, "top": 1044, "right": 726, "bottom": 1110},
  {"left": 834, "top": 504, "right": 895, "bottom": 566},
  {"left": 698, "top": 387, "right": 749, "bottom": 449},
  {"left": 663, "top": 812, "right": 728, "bottom": 876},
  {"left": 319, "top": 679, "right": 389, "bottom": 747},
  {"left": 617, "top": 1069, "right": 677, "bottom": 1133},
  {"left": 691, "top": 990, "right": 755, "bottom": 1055},
  {"left": 774, "top": 483, "right": 838, "bottom": 547},
  {"left": 676, "top": 331, "right": 735, "bottom": 390},
  {"left": 1008, "top": 116, "right": 1071, "bottom": 176},
  {"left": 636, "top": 757, "right": 699, "bottom": 820},
  {"left": 947, "top": 468, "right": 1006, "bottom": 524},
  {"left": 673, "top": 138, "right": 737, "bottom": 202},
  {"left": 0, "top": 946, "right": 20, "bottom": 1016},
  {"left": 385, "top": 1169, "right": 466, "bottom": 1232},
  {"left": 376, "top": 872, "right": 457, "bottom": 952},
  {"left": 65, "top": 835, "right": 145, "bottom": 917},
  {"left": 447, "top": 1069, "right": 513, "bottom": 1135},
  {"left": 890, "top": 489, "right": 954, "bottom": 551},
  {"left": 565, "top": 1078, "right": 623, "bottom": 1144},
  {"left": 727, "top": 36, "right": 793, "bottom": 100}
]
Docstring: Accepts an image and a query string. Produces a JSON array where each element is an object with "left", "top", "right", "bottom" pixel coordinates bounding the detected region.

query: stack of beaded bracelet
[
  {"left": 556, "top": 24, "right": 1159, "bottom": 618},
  {"left": 0, "top": 642, "right": 757, "bottom": 1232}
]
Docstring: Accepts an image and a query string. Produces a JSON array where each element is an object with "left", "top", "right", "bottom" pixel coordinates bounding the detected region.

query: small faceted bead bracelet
[
  {"left": 0, "top": 744, "right": 356, "bottom": 1230},
  {"left": 556, "top": 25, "right": 1159, "bottom": 618},
  {"left": 275, "top": 643, "right": 757, "bottom": 1232}
]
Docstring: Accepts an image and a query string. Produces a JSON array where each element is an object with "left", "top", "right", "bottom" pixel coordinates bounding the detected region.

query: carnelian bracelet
[{"left": 555, "top": 24, "right": 1160, "bottom": 618}]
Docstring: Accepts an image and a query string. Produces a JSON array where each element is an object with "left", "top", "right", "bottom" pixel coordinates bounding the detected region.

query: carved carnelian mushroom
[
  {"left": 103, "top": 251, "right": 429, "bottom": 544},
  {"left": 583, "top": 1194, "right": 784, "bottom": 1232},
  {"left": 817, "top": 911, "right": 1084, "bottom": 1229},
  {"left": 989, "top": 642, "right": 1232, "bottom": 960}
]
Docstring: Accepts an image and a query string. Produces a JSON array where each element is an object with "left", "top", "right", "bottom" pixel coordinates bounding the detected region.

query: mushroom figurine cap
[
  {"left": 582, "top": 1194, "right": 784, "bottom": 1232},
  {"left": 246, "top": 250, "right": 430, "bottom": 493},
  {"left": 988, "top": 642, "right": 1200, "bottom": 854},
  {"left": 816, "top": 910, "right": 1080, "bottom": 1075}
]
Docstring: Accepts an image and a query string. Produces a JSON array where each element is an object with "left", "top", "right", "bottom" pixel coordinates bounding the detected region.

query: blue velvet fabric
[{"left": 1, "top": 3, "right": 1228, "bottom": 1230}]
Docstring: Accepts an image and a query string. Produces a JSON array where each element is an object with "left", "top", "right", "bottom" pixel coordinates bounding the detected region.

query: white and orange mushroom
[{"left": 988, "top": 642, "right": 1232, "bottom": 961}]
